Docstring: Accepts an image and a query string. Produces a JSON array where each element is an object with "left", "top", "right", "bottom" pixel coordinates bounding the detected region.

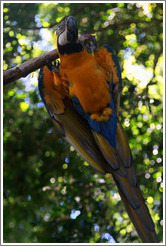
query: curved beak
[{"left": 66, "top": 16, "right": 78, "bottom": 43}]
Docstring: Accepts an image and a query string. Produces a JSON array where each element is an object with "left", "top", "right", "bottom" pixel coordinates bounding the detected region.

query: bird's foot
[
  {"left": 46, "top": 56, "right": 60, "bottom": 74},
  {"left": 90, "top": 108, "right": 113, "bottom": 122}
]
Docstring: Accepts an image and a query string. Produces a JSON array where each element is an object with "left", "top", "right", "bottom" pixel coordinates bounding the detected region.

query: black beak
[{"left": 67, "top": 16, "right": 78, "bottom": 43}]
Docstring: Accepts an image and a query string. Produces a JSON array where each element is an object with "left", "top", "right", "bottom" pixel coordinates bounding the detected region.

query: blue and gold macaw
[{"left": 38, "top": 16, "right": 158, "bottom": 243}]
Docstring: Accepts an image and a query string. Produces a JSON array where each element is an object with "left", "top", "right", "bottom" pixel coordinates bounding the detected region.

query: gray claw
[{"left": 46, "top": 57, "right": 60, "bottom": 74}]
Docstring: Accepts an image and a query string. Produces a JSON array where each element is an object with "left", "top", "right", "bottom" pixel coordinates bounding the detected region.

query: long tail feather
[
  {"left": 55, "top": 101, "right": 159, "bottom": 242},
  {"left": 91, "top": 121, "right": 158, "bottom": 242},
  {"left": 113, "top": 176, "right": 159, "bottom": 243}
]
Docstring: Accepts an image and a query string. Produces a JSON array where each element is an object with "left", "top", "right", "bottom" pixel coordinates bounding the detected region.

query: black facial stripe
[{"left": 58, "top": 42, "right": 83, "bottom": 55}]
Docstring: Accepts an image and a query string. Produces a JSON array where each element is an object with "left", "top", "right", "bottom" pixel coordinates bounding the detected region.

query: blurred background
[{"left": 3, "top": 2, "right": 163, "bottom": 243}]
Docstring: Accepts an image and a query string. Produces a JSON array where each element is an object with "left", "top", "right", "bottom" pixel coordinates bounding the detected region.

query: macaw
[{"left": 38, "top": 15, "right": 158, "bottom": 243}]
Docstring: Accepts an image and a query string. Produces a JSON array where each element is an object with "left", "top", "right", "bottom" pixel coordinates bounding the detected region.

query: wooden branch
[
  {"left": 3, "top": 34, "right": 94, "bottom": 86},
  {"left": 3, "top": 49, "right": 59, "bottom": 86}
]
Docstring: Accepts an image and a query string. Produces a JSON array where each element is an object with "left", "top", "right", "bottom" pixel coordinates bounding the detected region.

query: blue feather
[
  {"left": 72, "top": 93, "right": 117, "bottom": 147},
  {"left": 38, "top": 67, "right": 55, "bottom": 119},
  {"left": 103, "top": 44, "right": 122, "bottom": 86},
  {"left": 38, "top": 67, "right": 45, "bottom": 104}
]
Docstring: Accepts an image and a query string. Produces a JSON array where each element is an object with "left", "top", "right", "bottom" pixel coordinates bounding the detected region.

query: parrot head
[
  {"left": 56, "top": 16, "right": 97, "bottom": 54},
  {"left": 56, "top": 15, "right": 78, "bottom": 46}
]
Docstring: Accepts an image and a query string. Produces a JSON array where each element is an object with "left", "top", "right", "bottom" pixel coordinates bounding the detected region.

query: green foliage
[{"left": 3, "top": 3, "right": 163, "bottom": 243}]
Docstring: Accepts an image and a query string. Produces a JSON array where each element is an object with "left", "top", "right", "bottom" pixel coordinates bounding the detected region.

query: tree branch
[
  {"left": 3, "top": 49, "right": 59, "bottom": 86},
  {"left": 3, "top": 34, "right": 95, "bottom": 86}
]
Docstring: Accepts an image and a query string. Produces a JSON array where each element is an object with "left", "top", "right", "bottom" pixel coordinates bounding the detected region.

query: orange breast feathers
[{"left": 59, "top": 49, "right": 111, "bottom": 114}]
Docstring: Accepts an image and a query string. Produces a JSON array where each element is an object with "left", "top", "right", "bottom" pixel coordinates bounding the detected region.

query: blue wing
[
  {"left": 102, "top": 44, "right": 122, "bottom": 85},
  {"left": 71, "top": 93, "right": 117, "bottom": 147}
]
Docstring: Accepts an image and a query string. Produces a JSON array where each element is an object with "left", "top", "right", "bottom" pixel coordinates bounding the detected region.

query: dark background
[{"left": 3, "top": 2, "right": 163, "bottom": 243}]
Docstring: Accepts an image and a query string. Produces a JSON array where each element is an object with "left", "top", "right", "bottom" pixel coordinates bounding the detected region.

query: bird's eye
[
  {"left": 57, "top": 25, "right": 62, "bottom": 34},
  {"left": 57, "top": 25, "right": 63, "bottom": 32}
]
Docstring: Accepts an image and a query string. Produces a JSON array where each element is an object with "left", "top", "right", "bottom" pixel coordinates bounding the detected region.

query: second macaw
[{"left": 38, "top": 16, "right": 158, "bottom": 243}]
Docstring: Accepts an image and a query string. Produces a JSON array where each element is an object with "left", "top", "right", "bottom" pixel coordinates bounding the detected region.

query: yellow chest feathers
[{"left": 59, "top": 50, "right": 111, "bottom": 114}]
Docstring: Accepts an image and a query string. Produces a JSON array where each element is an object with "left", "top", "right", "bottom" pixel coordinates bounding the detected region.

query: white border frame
[{"left": 1, "top": 1, "right": 165, "bottom": 245}]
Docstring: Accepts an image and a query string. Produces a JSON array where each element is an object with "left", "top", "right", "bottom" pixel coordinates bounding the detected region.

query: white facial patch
[{"left": 58, "top": 30, "right": 68, "bottom": 46}]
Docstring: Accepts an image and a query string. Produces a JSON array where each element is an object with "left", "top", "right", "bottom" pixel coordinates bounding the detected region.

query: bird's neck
[
  {"left": 57, "top": 42, "right": 83, "bottom": 55},
  {"left": 58, "top": 47, "right": 91, "bottom": 69}
]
